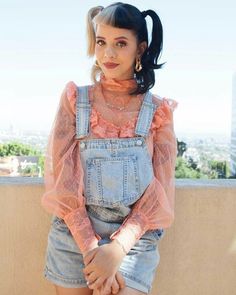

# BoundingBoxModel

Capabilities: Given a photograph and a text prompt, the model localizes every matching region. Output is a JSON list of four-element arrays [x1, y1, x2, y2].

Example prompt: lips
[[103, 62, 119, 69]]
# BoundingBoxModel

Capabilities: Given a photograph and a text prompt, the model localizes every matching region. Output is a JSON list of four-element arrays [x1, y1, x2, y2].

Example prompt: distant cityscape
[[0, 125, 232, 177], [0, 125, 231, 155], [0, 126, 49, 153], [0, 124, 231, 149]]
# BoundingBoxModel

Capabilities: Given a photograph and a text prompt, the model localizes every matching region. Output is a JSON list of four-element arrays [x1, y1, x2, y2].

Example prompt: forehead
[[95, 24, 136, 39]]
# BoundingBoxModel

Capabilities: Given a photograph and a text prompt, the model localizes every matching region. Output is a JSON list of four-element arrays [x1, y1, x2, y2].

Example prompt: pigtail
[[142, 10, 165, 68], [86, 6, 103, 57], [134, 9, 166, 93]]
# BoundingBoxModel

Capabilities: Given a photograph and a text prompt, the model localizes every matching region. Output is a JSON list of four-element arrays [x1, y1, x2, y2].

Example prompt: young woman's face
[[95, 24, 144, 80]]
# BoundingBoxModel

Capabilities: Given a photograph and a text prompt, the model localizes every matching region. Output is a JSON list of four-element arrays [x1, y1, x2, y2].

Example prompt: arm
[[41, 82, 100, 255], [109, 97, 178, 254]]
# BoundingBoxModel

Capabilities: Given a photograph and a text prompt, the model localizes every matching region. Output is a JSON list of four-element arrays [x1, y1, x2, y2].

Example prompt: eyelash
[[96, 40, 127, 48]]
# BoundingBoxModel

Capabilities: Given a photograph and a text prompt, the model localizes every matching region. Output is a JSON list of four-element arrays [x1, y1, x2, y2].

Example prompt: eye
[[116, 41, 127, 48], [96, 40, 105, 46]]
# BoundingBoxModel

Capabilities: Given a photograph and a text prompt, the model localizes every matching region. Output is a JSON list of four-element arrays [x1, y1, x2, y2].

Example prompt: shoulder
[[64, 81, 93, 110], [64, 81, 78, 102], [151, 93, 178, 112], [150, 93, 178, 129]]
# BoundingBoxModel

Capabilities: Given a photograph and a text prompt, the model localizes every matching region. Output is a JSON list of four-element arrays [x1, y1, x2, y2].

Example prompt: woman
[[42, 2, 178, 295]]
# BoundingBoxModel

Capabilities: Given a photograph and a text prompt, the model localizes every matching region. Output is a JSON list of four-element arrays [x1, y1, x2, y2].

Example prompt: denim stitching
[[135, 92, 150, 135], [86, 155, 144, 207], [78, 137, 145, 148], [135, 91, 154, 136], [97, 160, 103, 197], [44, 265, 87, 285], [85, 159, 92, 199], [76, 86, 91, 139], [119, 270, 150, 291], [123, 157, 127, 199], [132, 155, 140, 193]]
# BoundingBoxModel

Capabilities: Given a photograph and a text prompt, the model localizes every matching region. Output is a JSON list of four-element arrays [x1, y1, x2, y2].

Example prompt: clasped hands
[[83, 240, 127, 295]]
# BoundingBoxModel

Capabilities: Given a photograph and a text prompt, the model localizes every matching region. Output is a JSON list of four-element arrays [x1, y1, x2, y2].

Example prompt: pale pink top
[[41, 73, 178, 255]]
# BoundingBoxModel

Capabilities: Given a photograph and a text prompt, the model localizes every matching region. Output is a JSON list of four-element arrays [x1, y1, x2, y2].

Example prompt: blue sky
[[0, 0, 236, 137]]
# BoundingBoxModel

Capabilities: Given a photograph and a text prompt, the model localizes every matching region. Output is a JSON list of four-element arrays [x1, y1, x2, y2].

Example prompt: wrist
[[110, 238, 128, 257], [82, 243, 99, 258]]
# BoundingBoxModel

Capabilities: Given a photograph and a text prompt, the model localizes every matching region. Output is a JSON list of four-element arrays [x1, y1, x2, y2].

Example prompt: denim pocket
[[85, 155, 141, 207]]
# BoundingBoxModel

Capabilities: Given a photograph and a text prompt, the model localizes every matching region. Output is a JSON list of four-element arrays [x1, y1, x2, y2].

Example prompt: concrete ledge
[[0, 176, 44, 185], [1, 176, 236, 187], [1, 177, 236, 295]]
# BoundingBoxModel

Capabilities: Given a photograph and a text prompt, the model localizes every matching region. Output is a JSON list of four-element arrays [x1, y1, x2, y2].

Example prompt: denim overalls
[[76, 85, 164, 240], [44, 85, 164, 292]]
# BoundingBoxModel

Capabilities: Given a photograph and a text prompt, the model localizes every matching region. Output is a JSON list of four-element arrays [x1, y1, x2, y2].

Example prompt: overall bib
[[76, 85, 163, 232], [44, 85, 165, 293]]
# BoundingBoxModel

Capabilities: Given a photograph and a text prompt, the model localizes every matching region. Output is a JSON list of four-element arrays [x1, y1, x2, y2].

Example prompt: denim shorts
[[43, 212, 164, 294]]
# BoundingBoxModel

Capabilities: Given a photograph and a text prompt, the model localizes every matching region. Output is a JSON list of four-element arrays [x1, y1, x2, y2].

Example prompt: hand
[[83, 241, 126, 290], [92, 271, 125, 295], [103, 271, 125, 295]]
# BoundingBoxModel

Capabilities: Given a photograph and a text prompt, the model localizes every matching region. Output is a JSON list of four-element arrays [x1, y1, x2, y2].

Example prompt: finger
[[83, 263, 94, 275], [86, 272, 98, 284], [115, 271, 125, 289], [88, 276, 105, 290], [96, 285, 103, 295], [102, 276, 113, 295], [111, 276, 119, 294]]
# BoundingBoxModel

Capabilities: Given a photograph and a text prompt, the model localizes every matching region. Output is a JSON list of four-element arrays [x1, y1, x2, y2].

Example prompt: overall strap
[[134, 91, 158, 137], [75, 86, 91, 139]]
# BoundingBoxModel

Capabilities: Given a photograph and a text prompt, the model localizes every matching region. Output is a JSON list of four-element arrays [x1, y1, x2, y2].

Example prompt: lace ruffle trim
[[90, 108, 138, 138], [65, 81, 178, 137]]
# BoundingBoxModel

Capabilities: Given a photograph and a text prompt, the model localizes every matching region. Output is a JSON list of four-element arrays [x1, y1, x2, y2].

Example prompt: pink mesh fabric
[[41, 74, 178, 254], [41, 84, 101, 255]]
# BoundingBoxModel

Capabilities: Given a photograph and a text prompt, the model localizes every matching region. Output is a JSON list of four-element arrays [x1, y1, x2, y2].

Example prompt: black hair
[[87, 2, 166, 94]]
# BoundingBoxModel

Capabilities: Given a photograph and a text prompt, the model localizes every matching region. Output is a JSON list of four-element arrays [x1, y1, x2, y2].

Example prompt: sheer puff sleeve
[[110, 96, 178, 254], [41, 81, 101, 255]]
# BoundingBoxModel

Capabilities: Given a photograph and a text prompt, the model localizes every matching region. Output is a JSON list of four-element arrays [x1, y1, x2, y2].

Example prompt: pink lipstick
[[103, 62, 119, 69]]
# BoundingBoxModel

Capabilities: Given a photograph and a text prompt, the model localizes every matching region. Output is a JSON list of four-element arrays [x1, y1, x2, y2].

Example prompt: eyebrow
[[96, 36, 128, 40]]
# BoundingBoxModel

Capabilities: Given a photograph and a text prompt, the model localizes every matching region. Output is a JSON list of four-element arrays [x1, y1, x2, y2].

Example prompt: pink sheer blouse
[[41, 74, 178, 255]]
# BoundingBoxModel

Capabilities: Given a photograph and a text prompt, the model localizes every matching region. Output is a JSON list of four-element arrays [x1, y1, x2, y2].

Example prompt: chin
[[102, 67, 133, 80], [103, 71, 122, 80]]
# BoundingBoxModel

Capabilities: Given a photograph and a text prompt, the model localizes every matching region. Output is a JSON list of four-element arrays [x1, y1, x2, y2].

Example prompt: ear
[[137, 41, 148, 57]]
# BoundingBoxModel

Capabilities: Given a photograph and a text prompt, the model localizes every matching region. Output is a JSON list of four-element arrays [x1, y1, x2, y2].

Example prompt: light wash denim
[[43, 85, 165, 294]]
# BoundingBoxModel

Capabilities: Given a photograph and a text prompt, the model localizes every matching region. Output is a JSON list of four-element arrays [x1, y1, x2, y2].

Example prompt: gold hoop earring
[[135, 57, 142, 72], [95, 60, 100, 67]]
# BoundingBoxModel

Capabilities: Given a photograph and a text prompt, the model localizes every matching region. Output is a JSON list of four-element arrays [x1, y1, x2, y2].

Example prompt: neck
[[96, 73, 140, 110], [99, 73, 137, 94]]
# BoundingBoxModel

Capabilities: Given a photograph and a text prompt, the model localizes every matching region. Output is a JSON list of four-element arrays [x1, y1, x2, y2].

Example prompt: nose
[[104, 46, 116, 59]]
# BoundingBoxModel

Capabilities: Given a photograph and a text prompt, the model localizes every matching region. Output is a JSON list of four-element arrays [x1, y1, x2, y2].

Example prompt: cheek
[[124, 49, 136, 64], [95, 46, 103, 59]]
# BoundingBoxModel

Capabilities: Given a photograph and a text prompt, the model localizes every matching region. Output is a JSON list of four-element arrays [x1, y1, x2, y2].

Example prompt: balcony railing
[[1, 177, 236, 295]]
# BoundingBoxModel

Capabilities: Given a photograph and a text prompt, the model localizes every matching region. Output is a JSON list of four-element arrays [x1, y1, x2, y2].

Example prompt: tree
[[0, 141, 44, 176], [208, 160, 228, 179], [175, 157, 207, 179], [0, 141, 38, 156], [177, 138, 187, 157]]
